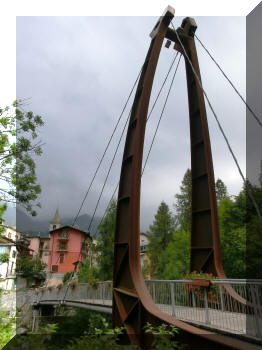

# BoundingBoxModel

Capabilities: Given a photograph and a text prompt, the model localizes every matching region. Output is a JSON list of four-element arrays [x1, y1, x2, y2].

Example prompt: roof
[[23, 231, 50, 238], [0, 235, 15, 245], [0, 224, 22, 233], [51, 208, 61, 225], [49, 225, 92, 240]]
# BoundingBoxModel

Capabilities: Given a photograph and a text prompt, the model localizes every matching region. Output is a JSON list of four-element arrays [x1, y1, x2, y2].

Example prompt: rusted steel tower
[[112, 7, 250, 350]]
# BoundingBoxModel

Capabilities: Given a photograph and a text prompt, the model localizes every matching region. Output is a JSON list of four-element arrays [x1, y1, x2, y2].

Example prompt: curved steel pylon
[[113, 7, 257, 350]]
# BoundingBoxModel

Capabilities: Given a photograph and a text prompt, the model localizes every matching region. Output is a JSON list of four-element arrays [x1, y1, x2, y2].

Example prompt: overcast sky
[[16, 14, 248, 231]]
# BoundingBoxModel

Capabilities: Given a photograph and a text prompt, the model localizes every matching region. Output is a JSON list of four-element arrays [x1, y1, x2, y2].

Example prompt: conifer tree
[[147, 201, 175, 278]]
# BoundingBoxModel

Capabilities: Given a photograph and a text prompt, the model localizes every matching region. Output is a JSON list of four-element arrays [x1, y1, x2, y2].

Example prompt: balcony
[[57, 245, 67, 252], [57, 230, 69, 240], [57, 235, 69, 240]]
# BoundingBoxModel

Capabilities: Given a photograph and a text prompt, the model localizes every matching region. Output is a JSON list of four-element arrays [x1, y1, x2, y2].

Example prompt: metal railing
[[33, 281, 112, 306], [32, 279, 262, 340]]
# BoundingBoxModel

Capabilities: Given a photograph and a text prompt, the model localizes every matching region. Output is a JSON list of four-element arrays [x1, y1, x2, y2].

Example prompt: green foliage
[[53, 317, 182, 350], [174, 169, 191, 232], [4, 323, 58, 350], [144, 323, 184, 350], [160, 229, 190, 280], [63, 272, 72, 285], [221, 227, 246, 278], [0, 311, 15, 349], [16, 255, 46, 280], [0, 252, 9, 264], [174, 170, 229, 231], [147, 201, 175, 278], [61, 323, 134, 350], [246, 216, 262, 278], [77, 258, 100, 284], [215, 178, 228, 203], [95, 200, 117, 280], [0, 100, 44, 216]]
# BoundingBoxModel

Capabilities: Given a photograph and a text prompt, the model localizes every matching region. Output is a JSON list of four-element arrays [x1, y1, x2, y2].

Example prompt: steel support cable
[[194, 33, 262, 129], [89, 53, 180, 233], [72, 53, 179, 228], [61, 53, 180, 297], [142, 54, 182, 175], [61, 112, 133, 302], [93, 53, 180, 237], [171, 21, 262, 223], [72, 67, 143, 227], [95, 52, 181, 235], [88, 111, 131, 233]]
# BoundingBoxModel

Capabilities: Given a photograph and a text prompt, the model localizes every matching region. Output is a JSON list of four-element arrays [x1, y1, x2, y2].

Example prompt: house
[[140, 232, 149, 267], [28, 233, 50, 267], [48, 209, 92, 275], [0, 235, 17, 290], [0, 221, 21, 241]]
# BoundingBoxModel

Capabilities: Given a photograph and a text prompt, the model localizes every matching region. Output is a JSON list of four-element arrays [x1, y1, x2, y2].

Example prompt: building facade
[[28, 235, 50, 267], [48, 225, 91, 274], [0, 235, 17, 290]]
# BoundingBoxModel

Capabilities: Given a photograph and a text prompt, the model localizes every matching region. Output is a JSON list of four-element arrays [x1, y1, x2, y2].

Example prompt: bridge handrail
[[32, 279, 262, 339]]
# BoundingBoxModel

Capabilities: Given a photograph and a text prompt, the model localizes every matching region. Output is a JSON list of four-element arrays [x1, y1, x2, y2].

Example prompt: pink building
[[46, 210, 91, 274], [48, 225, 91, 274], [28, 236, 50, 266]]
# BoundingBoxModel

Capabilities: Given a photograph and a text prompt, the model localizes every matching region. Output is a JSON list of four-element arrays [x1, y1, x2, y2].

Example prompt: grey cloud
[[16, 15, 247, 231]]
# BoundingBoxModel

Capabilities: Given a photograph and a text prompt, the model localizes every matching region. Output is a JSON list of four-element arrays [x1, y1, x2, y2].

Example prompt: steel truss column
[[166, 18, 224, 277], [113, 7, 176, 347]]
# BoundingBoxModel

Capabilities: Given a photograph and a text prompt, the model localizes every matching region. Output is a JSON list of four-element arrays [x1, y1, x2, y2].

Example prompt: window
[[12, 251, 16, 258], [58, 243, 67, 251], [53, 225, 56, 230], [59, 253, 64, 263], [8, 232, 11, 239], [0, 247, 6, 254], [52, 265, 58, 272]]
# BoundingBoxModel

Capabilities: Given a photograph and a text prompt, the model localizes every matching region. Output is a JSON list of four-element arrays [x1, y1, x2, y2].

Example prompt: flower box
[[192, 278, 210, 287]]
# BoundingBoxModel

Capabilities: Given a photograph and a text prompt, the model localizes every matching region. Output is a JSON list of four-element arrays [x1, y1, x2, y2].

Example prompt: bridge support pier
[[32, 304, 55, 332]]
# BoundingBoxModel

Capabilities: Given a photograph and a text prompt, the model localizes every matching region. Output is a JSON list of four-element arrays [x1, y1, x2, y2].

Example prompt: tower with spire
[[49, 208, 62, 231]]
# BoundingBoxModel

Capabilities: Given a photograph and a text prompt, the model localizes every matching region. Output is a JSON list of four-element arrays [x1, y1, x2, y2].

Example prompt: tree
[[174, 169, 229, 231], [174, 169, 191, 232], [147, 201, 175, 278], [160, 229, 190, 279], [220, 227, 246, 278], [16, 255, 46, 281], [0, 100, 44, 217], [77, 258, 100, 283], [215, 178, 228, 203], [95, 200, 117, 281], [0, 253, 9, 264]]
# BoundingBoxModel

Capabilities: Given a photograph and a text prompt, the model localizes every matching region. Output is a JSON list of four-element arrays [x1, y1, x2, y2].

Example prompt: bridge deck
[[58, 298, 261, 341]]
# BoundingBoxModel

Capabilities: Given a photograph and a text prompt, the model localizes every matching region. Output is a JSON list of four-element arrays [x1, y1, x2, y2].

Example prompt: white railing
[[33, 279, 262, 340], [145, 279, 262, 339], [33, 281, 112, 306]]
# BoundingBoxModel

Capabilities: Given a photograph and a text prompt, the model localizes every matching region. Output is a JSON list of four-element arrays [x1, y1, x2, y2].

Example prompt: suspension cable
[[72, 52, 179, 228], [142, 54, 182, 175], [88, 53, 180, 233], [72, 67, 142, 227], [194, 33, 262, 129], [88, 110, 131, 233], [61, 51, 181, 296], [94, 53, 181, 237], [171, 21, 262, 223], [64, 71, 142, 299]]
